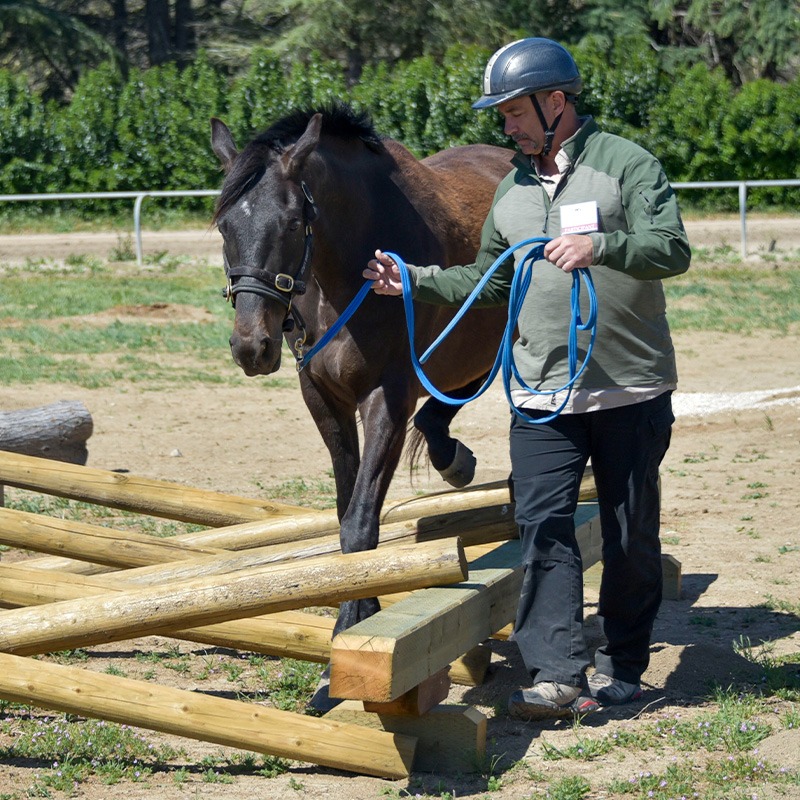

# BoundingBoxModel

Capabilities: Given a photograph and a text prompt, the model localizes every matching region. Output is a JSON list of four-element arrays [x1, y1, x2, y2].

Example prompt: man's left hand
[[543, 235, 594, 272]]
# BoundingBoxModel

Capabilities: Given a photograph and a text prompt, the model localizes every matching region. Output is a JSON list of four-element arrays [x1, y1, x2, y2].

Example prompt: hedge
[[1, 42, 798, 213]]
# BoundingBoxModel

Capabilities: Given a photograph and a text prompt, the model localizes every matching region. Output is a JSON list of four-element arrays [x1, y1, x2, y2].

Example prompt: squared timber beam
[[329, 503, 600, 703]]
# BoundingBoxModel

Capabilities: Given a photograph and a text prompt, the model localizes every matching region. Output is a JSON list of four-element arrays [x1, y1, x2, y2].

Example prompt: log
[[0, 653, 416, 779], [0, 507, 228, 568], [0, 538, 468, 656], [0, 562, 337, 661], [0, 450, 302, 526], [0, 498, 517, 585], [3, 450, 597, 574], [0, 401, 92, 465]]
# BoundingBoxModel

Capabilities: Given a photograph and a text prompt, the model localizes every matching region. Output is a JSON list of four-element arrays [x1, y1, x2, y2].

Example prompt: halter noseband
[[222, 181, 318, 361]]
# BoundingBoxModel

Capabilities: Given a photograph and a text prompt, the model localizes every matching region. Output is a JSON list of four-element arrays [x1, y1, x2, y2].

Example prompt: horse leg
[[412, 376, 486, 488], [300, 376, 412, 711], [333, 380, 413, 634]]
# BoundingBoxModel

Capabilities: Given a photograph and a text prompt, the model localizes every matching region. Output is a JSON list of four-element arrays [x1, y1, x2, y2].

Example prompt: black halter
[[222, 181, 319, 358]]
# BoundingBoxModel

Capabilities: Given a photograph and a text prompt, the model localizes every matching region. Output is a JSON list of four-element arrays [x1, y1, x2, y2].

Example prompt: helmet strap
[[530, 94, 562, 157]]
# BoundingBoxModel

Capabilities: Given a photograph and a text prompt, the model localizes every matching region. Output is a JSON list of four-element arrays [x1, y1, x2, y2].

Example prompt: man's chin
[[516, 141, 539, 156]]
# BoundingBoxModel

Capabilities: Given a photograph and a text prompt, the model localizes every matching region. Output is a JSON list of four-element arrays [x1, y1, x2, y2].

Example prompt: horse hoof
[[438, 440, 476, 488], [308, 667, 342, 713]]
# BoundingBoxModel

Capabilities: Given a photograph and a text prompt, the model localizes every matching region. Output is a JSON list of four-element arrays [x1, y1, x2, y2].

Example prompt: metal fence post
[[133, 193, 147, 267], [739, 182, 748, 259]]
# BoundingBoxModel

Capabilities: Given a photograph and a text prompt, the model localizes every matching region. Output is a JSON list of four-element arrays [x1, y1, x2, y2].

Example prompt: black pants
[[509, 391, 674, 687]]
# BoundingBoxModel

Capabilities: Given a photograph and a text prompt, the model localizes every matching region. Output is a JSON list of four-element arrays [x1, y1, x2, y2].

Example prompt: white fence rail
[[1, 180, 799, 264]]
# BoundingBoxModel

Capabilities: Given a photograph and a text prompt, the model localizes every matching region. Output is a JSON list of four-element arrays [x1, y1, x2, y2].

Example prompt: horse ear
[[211, 117, 238, 172], [283, 113, 322, 177]]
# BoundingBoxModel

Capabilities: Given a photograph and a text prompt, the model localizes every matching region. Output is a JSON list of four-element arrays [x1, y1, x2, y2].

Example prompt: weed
[[109, 234, 136, 261], [0, 712, 180, 792], [545, 775, 591, 799], [761, 595, 800, 615], [257, 658, 324, 712]]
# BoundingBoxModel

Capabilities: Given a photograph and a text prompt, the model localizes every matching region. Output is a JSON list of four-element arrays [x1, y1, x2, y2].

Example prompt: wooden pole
[[0, 507, 228, 568], [0, 450, 301, 526], [0, 563, 336, 661], [0, 538, 468, 656], [0, 499, 516, 587], [0, 652, 415, 778]]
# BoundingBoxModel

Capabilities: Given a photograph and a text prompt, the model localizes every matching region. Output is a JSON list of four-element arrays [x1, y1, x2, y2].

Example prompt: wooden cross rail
[[0, 539, 467, 656], [0, 652, 415, 779]]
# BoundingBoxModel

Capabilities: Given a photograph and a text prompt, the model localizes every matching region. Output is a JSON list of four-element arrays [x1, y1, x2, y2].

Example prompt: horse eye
[[289, 218, 302, 232]]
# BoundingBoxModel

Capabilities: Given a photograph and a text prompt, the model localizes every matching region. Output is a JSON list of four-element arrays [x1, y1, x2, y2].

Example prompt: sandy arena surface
[[0, 220, 798, 798]]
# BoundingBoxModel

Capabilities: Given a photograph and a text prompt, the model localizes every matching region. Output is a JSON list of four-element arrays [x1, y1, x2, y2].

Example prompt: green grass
[[664, 266, 800, 333], [0, 260, 279, 387], [0, 709, 182, 793]]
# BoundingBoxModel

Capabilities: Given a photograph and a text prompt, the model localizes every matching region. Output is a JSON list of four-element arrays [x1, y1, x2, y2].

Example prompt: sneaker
[[587, 672, 643, 705], [507, 681, 599, 721]]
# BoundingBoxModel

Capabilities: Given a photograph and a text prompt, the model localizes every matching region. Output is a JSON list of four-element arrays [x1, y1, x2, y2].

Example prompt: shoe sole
[[593, 688, 643, 706], [508, 696, 599, 721]]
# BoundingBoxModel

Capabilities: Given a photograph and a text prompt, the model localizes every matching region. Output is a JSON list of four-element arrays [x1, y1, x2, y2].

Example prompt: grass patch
[[664, 266, 800, 333], [0, 711, 181, 793]]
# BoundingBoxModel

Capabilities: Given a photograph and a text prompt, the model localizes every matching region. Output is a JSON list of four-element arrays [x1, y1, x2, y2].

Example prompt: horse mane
[[214, 102, 385, 223]]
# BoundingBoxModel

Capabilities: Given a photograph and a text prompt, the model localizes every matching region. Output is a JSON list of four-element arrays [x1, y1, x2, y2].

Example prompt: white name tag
[[560, 201, 599, 234]]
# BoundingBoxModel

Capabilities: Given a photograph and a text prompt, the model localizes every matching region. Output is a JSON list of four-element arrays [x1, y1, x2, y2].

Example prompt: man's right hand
[[363, 250, 404, 295]]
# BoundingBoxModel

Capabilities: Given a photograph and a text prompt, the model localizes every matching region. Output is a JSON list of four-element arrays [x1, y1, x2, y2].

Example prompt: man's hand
[[543, 235, 594, 272], [363, 250, 404, 295]]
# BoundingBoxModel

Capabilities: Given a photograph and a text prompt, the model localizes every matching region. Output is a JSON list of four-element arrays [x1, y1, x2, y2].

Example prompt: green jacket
[[411, 117, 691, 394]]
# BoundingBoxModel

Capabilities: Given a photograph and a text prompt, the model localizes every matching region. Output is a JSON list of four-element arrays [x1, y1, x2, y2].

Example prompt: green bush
[[1, 47, 797, 215], [0, 70, 55, 194], [721, 77, 800, 207]]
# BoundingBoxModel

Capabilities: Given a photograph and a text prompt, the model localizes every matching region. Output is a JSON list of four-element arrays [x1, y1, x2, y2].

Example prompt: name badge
[[560, 201, 599, 234]]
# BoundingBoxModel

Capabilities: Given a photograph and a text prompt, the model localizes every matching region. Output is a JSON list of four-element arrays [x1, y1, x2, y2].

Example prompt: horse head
[[211, 114, 322, 376]]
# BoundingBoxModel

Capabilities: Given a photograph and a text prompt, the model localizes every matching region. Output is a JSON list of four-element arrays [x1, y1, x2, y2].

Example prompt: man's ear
[[550, 91, 567, 115]]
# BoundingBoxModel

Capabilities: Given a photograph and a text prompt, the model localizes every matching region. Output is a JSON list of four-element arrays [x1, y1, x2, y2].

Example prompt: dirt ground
[[0, 221, 799, 798]]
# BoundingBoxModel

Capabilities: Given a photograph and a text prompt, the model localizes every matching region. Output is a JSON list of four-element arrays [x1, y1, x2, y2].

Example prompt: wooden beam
[[0, 450, 300, 526], [0, 653, 415, 778], [0, 507, 228, 568], [661, 553, 682, 601], [0, 539, 467, 656], [325, 701, 485, 774], [328, 503, 600, 702], [363, 668, 451, 716]]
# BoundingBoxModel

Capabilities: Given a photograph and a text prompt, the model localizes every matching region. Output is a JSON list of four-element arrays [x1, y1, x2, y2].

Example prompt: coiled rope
[[300, 237, 598, 424]]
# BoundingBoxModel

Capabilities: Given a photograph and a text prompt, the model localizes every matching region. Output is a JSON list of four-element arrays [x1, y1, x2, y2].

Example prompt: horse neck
[[305, 144, 383, 300]]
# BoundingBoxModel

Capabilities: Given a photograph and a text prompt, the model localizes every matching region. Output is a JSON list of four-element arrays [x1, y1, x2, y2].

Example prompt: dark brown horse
[[210, 104, 511, 691]]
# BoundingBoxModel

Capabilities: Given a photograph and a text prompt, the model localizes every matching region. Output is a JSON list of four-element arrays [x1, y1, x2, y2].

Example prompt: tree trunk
[[145, 0, 172, 65], [174, 0, 195, 62]]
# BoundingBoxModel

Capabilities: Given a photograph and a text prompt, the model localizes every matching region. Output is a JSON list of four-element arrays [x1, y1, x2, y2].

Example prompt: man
[[364, 37, 690, 720]]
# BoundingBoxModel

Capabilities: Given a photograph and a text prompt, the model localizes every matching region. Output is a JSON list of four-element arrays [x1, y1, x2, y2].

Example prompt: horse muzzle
[[229, 331, 282, 376]]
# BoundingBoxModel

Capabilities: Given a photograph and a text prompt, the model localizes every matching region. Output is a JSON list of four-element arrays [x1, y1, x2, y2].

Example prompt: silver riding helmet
[[472, 38, 583, 109]]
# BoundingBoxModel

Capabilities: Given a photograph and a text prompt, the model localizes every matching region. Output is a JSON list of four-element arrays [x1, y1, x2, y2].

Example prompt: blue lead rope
[[300, 237, 598, 424], [385, 237, 598, 424]]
